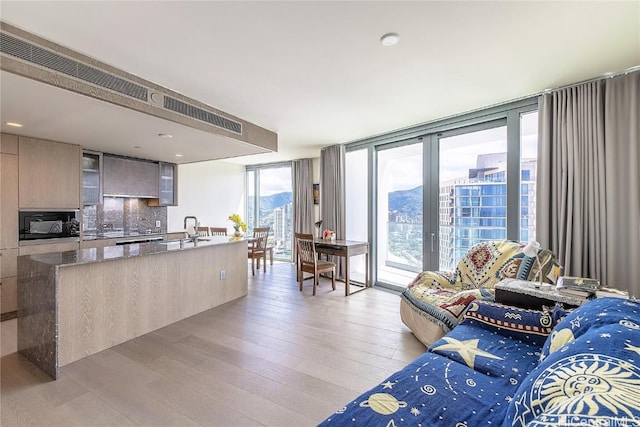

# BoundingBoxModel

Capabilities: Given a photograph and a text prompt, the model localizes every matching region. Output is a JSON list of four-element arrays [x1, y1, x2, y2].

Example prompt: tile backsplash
[[83, 198, 167, 234]]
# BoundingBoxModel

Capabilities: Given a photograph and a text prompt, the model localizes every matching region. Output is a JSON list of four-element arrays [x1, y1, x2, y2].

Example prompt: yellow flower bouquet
[[228, 213, 247, 234]]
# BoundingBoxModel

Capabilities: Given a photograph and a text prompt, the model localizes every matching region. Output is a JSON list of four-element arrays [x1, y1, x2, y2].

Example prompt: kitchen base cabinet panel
[[18, 237, 248, 378]]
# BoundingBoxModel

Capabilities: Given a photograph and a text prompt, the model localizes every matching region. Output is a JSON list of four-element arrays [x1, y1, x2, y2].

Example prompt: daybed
[[400, 240, 555, 346], [319, 297, 640, 426]]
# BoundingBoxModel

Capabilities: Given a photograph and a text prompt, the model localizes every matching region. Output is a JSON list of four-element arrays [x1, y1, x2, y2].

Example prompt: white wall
[[167, 160, 246, 233]]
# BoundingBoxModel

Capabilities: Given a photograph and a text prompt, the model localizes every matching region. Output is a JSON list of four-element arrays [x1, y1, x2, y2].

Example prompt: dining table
[[313, 238, 370, 296]]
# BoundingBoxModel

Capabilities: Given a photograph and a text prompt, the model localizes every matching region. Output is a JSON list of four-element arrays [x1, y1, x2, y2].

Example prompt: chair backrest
[[297, 238, 317, 266], [210, 227, 227, 236], [293, 233, 313, 261], [196, 226, 210, 237], [252, 227, 270, 250]]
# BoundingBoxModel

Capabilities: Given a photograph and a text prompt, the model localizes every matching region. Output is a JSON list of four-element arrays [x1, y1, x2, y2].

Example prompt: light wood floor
[[1, 262, 425, 426]]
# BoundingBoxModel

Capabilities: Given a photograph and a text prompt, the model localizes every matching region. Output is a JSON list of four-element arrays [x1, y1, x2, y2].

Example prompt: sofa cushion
[[462, 300, 567, 347], [503, 298, 640, 427]]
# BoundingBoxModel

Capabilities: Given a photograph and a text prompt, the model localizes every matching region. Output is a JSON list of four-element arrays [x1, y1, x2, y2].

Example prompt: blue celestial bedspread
[[319, 298, 640, 427], [319, 301, 552, 426]]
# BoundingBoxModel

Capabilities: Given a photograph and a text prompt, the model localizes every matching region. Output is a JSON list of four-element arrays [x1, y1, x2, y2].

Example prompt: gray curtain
[[603, 71, 640, 297], [292, 158, 314, 259], [320, 144, 346, 278], [537, 70, 640, 297]]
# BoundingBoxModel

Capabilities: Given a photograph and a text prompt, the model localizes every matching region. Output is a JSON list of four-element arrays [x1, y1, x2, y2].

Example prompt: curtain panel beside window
[[292, 158, 314, 235], [320, 144, 346, 279], [537, 70, 640, 297]]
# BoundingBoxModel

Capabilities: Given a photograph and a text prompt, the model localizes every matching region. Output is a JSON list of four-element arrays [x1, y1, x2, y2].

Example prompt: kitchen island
[[17, 236, 248, 379]]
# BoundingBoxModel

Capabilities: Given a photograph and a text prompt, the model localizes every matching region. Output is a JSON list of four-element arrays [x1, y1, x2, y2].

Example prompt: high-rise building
[[438, 154, 536, 270], [273, 203, 292, 255]]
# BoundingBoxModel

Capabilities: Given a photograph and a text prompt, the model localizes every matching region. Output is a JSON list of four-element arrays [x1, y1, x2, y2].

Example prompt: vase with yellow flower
[[228, 213, 247, 237]]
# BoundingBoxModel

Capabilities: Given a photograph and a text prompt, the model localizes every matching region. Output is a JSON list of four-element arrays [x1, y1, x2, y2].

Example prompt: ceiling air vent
[[164, 95, 242, 135], [0, 32, 148, 101]]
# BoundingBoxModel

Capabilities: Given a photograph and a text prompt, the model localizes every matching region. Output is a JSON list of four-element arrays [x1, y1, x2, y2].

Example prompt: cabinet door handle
[[431, 232, 435, 252]]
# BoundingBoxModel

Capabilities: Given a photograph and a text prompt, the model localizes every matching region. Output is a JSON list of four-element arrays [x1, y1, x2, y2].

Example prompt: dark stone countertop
[[21, 235, 248, 267]]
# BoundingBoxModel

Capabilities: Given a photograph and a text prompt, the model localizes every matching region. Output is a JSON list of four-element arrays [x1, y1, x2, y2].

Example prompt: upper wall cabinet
[[103, 155, 159, 198], [18, 137, 81, 209], [148, 162, 178, 206], [82, 151, 103, 205]]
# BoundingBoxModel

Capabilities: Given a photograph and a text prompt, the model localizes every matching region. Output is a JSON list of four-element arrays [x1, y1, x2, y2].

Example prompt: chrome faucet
[[183, 216, 199, 240]]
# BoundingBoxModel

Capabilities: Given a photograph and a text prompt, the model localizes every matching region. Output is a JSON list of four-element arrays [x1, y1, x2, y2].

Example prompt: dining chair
[[196, 226, 210, 237], [248, 227, 270, 275], [297, 238, 336, 296], [209, 227, 227, 236], [294, 232, 314, 283]]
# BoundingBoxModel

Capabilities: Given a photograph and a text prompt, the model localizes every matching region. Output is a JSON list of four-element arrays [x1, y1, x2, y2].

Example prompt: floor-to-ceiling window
[[520, 111, 538, 243], [345, 149, 369, 284], [345, 99, 539, 290], [246, 163, 293, 261], [436, 122, 508, 270], [376, 142, 424, 285]]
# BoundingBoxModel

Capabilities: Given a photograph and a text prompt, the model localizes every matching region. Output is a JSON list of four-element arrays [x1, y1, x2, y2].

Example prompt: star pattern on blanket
[[431, 337, 503, 369]]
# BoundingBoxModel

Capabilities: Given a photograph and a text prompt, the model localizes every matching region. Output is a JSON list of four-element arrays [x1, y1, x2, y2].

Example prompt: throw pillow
[[462, 300, 566, 347]]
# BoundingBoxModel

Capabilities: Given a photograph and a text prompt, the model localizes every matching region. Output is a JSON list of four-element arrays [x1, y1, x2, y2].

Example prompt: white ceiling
[[1, 1, 639, 165]]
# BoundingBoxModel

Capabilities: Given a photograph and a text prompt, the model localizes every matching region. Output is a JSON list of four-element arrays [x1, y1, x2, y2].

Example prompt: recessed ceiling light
[[380, 32, 400, 47], [158, 133, 173, 139], [5, 122, 23, 127], [175, 154, 183, 157]]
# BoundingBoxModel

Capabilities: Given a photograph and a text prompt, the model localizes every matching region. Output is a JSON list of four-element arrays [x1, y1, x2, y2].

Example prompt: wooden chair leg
[[299, 272, 303, 291], [331, 269, 336, 290], [251, 257, 255, 275], [263, 253, 267, 272], [313, 273, 318, 296]]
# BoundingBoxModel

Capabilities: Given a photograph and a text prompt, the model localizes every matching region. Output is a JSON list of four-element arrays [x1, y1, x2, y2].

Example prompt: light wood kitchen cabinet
[[1, 134, 19, 318], [1, 248, 19, 316], [1, 248, 19, 278], [103, 155, 159, 198], [1, 151, 19, 250], [0, 133, 19, 154], [19, 241, 79, 256], [18, 137, 81, 209]]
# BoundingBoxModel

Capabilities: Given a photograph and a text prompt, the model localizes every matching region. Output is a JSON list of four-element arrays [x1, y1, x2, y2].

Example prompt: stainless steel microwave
[[19, 210, 80, 242]]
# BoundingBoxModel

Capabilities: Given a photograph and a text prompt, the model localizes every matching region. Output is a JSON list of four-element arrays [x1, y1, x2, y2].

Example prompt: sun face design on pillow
[[564, 373, 612, 396], [527, 354, 640, 419]]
